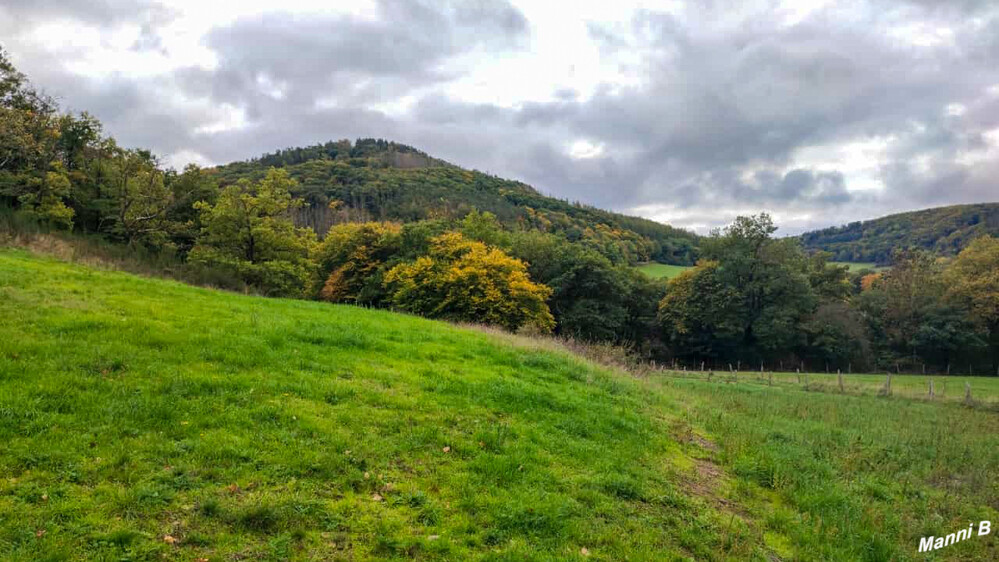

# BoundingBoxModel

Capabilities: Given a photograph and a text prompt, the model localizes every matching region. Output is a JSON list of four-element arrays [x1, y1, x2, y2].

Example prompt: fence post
[[796, 368, 801, 384], [885, 373, 892, 396], [838, 370, 844, 393], [768, 372, 773, 386], [701, 361, 705, 372], [965, 382, 973, 405], [928, 379, 934, 399]]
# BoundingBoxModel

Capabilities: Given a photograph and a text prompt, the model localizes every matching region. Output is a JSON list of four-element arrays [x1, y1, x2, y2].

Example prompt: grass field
[[2, 249, 998, 561], [656, 370, 999, 406], [830, 261, 889, 273], [634, 263, 692, 280], [637, 262, 886, 280]]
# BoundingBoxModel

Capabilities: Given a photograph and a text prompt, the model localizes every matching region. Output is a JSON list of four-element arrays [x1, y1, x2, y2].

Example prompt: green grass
[[830, 261, 889, 273], [1, 249, 998, 561], [638, 262, 886, 279], [635, 263, 692, 280]]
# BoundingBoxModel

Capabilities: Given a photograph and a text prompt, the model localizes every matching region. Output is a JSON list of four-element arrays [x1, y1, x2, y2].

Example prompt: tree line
[[3, 47, 997, 375], [800, 203, 999, 264]]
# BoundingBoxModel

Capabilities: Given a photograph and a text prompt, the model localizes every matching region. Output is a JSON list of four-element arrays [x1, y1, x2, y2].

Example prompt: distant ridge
[[800, 203, 999, 263], [211, 138, 700, 266]]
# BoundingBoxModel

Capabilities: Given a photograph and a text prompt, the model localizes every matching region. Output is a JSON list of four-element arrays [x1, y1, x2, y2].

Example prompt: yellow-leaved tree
[[945, 236, 999, 375], [384, 232, 554, 332], [314, 221, 402, 305]]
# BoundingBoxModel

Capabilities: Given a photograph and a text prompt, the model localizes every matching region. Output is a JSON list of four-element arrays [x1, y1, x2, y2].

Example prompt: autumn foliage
[[384, 232, 554, 332], [315, 222, 402, 304]]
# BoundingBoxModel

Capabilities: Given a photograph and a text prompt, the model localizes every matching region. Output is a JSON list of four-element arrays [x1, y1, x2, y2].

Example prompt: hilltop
[[210, 139, 699, 266], [800, 203, 999, 263]]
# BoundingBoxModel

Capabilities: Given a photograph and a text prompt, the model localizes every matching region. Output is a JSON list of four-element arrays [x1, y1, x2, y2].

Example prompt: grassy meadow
[[1, 249, 998, 561], [636, 262, 887, 281], [634, 263, 692, 280], [829, 261, 888, 273]]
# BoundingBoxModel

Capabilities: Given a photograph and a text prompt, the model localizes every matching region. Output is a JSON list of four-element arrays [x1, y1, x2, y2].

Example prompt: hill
[[210, 139, 699, 266], [2, 248, 998, 560], [800, 203, 999, 263]]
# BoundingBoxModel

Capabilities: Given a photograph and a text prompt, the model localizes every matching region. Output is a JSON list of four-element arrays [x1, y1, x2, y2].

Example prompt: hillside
[[210, 139, 699, 266], [2, 249, 998, 560], [800, 203, 999, 263]]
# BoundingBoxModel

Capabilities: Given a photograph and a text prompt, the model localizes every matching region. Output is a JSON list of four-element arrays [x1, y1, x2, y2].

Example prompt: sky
[[2, 0, 998, 234]]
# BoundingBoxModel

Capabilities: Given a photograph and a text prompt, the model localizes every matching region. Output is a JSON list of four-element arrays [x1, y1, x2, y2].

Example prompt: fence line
[[646, 366, 998, 409]]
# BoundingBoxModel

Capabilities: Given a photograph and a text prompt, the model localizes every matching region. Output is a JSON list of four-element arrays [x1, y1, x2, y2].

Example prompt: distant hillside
[[211, 139, 698, 266], [800, 203, 999, 263]]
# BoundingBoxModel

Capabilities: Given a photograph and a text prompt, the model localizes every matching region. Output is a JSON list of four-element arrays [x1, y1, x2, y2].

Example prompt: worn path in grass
[[1, 249, 997, 561]]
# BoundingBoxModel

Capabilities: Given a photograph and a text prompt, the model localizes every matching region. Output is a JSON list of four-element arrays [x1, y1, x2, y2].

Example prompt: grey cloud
[[0, 0, 174, 29], [188, 0, 527, 110], [3, 0, 997, 235]]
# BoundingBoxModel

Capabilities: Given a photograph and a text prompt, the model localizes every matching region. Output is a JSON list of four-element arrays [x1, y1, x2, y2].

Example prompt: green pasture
[[1, 249, 996, 561]]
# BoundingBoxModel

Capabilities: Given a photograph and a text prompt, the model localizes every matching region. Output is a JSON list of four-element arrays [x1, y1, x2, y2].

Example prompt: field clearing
[[654, 369, 999, 406], [830, 261, 889, 272], [634, 263, 692, 280], [1, 249, 998, 561]]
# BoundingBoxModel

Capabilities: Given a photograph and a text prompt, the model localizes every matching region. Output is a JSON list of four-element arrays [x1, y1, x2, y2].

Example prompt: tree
[[314, 222, 402, 305], [99, 149, 174, 246], [13, 162, 75, 228], [946, 236, 999, 374], [384, 232, 554, 332], [189, 168, 316, 296], [802, 302, 871, 371], [658, 260, 742, 362], [697, 214, 816, 361]]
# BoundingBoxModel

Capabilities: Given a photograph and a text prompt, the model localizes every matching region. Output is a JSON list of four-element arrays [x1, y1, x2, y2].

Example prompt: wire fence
[[647, 366, 999, 409]]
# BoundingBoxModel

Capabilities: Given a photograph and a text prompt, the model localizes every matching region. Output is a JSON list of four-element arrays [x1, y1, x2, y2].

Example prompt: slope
[[800, 203, 999, 263], [210, 139, 699, 266], [1, 250, 997, 561]]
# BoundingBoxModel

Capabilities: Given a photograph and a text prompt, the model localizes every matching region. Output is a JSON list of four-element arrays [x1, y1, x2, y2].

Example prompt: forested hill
[[210, 139, 699, 266], [800, 203, 999, 264]]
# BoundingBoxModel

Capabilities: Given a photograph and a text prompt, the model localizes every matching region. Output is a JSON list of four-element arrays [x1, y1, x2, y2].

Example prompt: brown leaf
[[163, 534, 177, 544], [371, 493, 384, 502], [442, 446, 451, 453], [35, 529, 46, 538], [226, 484, 240, 494]]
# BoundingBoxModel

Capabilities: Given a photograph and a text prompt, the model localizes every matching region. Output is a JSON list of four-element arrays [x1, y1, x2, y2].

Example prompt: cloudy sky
[[2, 0, 998, 233]]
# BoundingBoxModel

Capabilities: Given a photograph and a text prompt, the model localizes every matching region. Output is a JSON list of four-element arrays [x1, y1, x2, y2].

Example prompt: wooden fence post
[[928, 379, 934, 399], [838, 370, 844, 393], [965, 382, 973, 405], [885, 373, 892, 396], [768, 372, 773, 386]]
